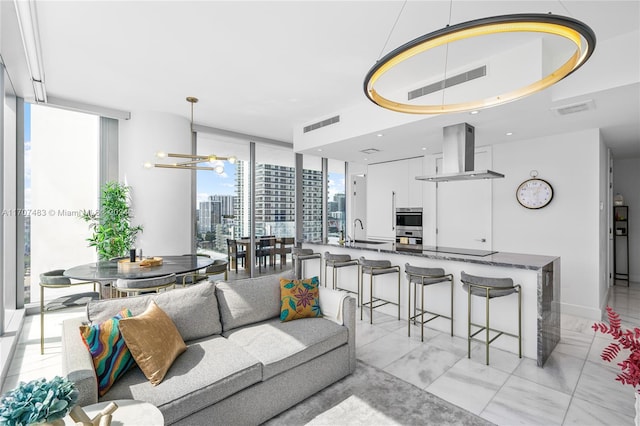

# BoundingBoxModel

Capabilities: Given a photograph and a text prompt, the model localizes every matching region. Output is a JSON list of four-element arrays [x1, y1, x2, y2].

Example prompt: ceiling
[[2, 1, 639, 162]]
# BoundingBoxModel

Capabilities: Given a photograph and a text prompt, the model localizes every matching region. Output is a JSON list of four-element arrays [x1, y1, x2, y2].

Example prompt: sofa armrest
[[318, 286, 349, 325], [61, 317, 98, 407], [319, 286, 356, 373]]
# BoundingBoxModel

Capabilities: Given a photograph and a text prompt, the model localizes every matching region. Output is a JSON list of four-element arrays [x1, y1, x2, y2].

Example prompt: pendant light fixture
[[144, 97, 237, 174], [364, 13, 596, 114]]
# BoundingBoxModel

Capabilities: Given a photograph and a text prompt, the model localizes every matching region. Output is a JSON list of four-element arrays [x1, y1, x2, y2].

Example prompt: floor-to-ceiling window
[[255, 143, 295, 238], [22, 103, 99, 305], [328, 159, 346, 240], [195, 134, 249, 258], [302, 155, 323, 242]]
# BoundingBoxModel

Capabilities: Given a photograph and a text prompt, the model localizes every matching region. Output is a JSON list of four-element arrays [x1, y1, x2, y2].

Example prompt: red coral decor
[[593, 306, 640, 391]]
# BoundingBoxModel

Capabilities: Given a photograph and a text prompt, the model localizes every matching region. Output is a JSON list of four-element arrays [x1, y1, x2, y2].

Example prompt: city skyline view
[[197, 167, 345, 203]]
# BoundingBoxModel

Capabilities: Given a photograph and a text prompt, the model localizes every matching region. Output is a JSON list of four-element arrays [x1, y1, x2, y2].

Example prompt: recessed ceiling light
[[363, 158, 368, 161], [506, 132, 513, 136], [377, 133, 384, 137], [470, 110, 479, 115], [421, 147, 427, 151], [317, 148, 322, 152]]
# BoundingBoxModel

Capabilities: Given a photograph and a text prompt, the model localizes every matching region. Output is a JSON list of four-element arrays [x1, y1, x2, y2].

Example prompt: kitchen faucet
[[353, 218, 363, 244]]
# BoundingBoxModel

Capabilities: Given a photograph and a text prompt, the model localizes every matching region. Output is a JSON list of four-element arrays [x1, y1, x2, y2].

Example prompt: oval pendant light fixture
[[364, 13, 596, 114]]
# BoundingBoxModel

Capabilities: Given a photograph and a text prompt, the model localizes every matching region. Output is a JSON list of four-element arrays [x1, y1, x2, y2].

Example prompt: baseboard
[[561, 302, 602, 321], [0, 309, 26, 391]]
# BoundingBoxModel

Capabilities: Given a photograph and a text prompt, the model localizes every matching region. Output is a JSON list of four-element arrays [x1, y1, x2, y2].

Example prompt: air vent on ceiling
[[408, 65, 487, 100], [550, 99, 595, 116], [303, 115, 340, 133], [360, 148, 380, 155]]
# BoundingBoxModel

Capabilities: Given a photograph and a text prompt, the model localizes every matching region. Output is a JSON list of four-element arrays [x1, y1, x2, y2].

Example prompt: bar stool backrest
[[324, 253, 352, 263], [405, 264, 448, 284], [460, 271, 516, 298]]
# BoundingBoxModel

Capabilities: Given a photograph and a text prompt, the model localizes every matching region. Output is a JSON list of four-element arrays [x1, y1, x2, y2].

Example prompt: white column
[[119, 111, 191, 256]]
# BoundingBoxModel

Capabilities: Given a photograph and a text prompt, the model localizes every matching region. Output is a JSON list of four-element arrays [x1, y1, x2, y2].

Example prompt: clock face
[[516, 178, 553, 209]]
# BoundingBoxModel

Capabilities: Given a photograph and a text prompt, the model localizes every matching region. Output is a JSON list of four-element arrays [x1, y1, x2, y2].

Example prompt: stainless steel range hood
[[416, 123, 505, 182]]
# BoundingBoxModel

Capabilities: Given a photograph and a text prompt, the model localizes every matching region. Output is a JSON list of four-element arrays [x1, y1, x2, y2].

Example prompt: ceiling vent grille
[[550, 99, 595, 116], [408, 65, 487, 100], [303, 115, 340, 133], [360, 148, 380, 155]]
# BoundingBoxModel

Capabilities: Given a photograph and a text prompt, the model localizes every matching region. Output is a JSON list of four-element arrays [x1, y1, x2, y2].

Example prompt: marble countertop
[[306, 240, 558, 271]]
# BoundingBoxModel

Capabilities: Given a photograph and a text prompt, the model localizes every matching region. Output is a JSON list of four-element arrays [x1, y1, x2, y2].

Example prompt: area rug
[[265, 360, 493, 425]]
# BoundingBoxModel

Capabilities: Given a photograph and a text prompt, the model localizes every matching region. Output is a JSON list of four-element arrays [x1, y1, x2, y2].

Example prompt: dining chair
[[40, 269, 101, 354], [181, 259, 229, 286], [275, 237, 295, 268], [227, 239, 246, 273], [113, 273, 177, 296], [255, 238, 274, 272]]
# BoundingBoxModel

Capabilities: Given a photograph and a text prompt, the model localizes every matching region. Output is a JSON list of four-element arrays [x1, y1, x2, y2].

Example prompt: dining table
[[63, 255, 214, 281]]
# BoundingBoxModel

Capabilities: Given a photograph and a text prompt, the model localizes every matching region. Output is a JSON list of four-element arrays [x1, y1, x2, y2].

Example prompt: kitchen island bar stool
[[461, 271, 522, 365], [292, 248, 322, 282], [359, 257, 401, 324], [324, 253, 359, 299], [405, 264, 454, 341], [40, 270, 101, 354]]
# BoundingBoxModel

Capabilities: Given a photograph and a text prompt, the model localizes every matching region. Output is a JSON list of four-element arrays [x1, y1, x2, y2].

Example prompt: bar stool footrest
[[410, 310, 451, 325]]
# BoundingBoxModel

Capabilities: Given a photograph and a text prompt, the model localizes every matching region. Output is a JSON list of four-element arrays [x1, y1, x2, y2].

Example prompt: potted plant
[[0, 376, 78, 425], [593, 306, 640, 424], [81, 181, 143, 261]]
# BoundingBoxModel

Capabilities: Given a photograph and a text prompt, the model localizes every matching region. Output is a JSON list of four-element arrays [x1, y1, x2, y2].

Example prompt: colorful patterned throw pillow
[[79, 308, 135, 396], [279, 276, 322, 322]]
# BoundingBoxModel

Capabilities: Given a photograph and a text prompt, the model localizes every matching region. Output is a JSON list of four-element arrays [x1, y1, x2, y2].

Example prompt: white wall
[[119, 112, 191, 256], [613, 157, 640, 282], [492, 128, 603, 319]]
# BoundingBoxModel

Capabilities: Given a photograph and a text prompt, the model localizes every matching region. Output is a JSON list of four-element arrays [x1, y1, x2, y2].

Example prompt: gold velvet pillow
[[118, 300, 186, 386]]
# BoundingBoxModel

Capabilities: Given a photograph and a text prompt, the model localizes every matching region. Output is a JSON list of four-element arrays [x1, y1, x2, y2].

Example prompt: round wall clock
[[516, 171, 554, 209]]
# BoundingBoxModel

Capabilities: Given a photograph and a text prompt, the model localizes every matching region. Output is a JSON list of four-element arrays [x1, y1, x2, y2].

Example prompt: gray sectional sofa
[[61, 271, 356, 425]]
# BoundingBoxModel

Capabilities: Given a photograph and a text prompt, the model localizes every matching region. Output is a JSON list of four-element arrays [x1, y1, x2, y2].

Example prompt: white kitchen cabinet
[[406, 157, 424, 206], [366, 158, 423, 241]]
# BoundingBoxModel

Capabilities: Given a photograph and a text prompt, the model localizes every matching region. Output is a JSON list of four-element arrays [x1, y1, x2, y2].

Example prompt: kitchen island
[[303, 241, 560, 367]]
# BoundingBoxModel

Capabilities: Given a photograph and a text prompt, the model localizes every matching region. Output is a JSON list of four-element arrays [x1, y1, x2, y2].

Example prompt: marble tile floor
[[3, 281, 639, 426]]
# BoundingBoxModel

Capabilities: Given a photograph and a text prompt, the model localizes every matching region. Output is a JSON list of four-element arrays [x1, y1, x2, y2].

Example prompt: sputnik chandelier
[[364, 12, 596, 114], [144, 97, 237, 174]]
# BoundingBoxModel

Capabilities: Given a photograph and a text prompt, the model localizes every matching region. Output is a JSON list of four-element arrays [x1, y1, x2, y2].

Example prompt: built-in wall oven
[[396, 208, 423, 250]]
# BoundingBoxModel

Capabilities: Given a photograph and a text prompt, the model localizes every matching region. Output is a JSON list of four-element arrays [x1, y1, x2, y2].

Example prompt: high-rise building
[[198, 200, 214, 233], [210, 194, 235, 218], [235, 161, 323, 241]]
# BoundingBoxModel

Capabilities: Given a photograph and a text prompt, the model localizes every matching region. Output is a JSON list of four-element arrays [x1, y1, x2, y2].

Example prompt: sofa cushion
[[87, 282, 221, 341], [279, 276, 322, 322], [101, 335, 262, 425], [119, 301, 187, 386], [216, 270, 294, 332], [223, 317, 348, 380], [79, 308, 135, 396]]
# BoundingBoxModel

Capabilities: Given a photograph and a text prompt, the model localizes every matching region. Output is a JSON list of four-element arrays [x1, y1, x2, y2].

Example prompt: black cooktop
[[420, 246, 498, 257]]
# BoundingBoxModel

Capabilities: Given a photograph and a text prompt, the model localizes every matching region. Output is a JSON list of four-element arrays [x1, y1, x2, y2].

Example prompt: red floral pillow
[[279, 276, 322, 322]]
